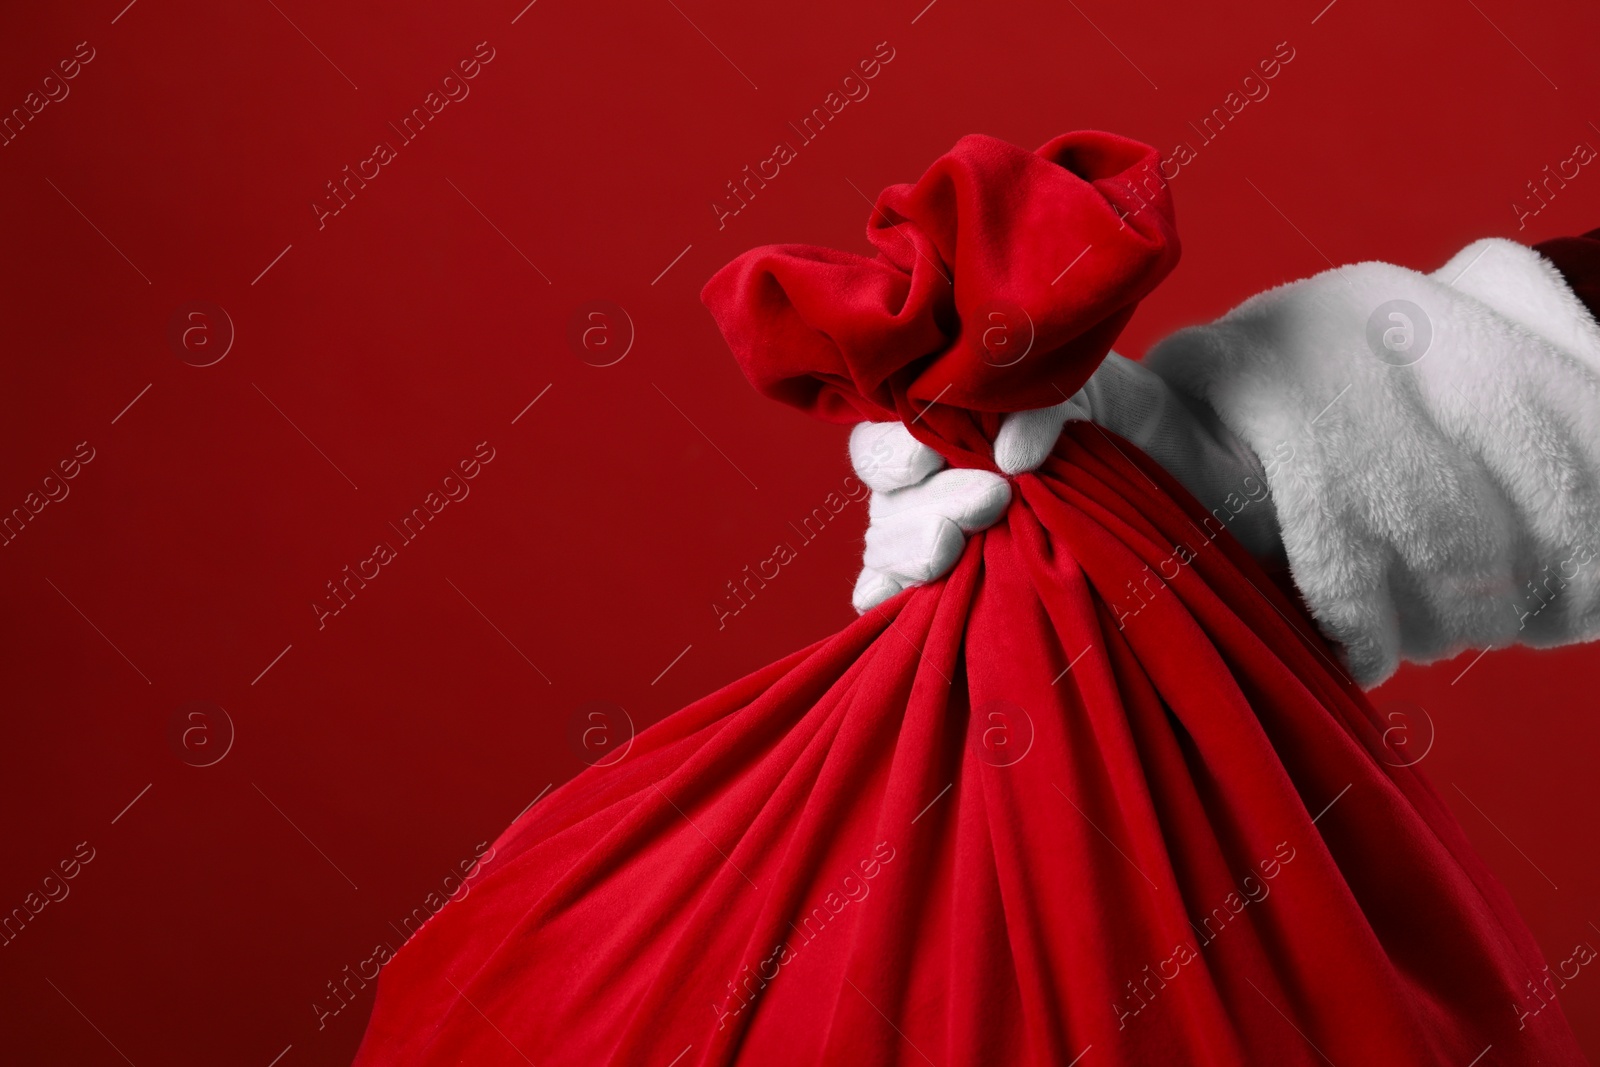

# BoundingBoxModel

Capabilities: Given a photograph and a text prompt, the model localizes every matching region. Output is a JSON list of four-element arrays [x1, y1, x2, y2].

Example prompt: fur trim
[[1147, 239, 1600, 686]]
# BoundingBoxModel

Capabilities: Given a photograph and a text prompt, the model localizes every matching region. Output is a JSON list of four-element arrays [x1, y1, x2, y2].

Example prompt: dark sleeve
[[1534, 226, 1600, 322]]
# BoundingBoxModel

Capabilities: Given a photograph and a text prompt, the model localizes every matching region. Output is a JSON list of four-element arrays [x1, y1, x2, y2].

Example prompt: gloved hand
[[850, 354, 1283, 612], [848, 422, 1010, 612]]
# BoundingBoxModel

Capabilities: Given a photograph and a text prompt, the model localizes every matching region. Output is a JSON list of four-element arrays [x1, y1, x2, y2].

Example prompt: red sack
[[353, 133, 1585, 1066]]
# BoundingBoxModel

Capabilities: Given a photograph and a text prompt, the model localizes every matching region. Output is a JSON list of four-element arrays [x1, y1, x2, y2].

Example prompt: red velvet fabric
[[701, 131, 1179, 468], [352, 136, 1586, 1066]]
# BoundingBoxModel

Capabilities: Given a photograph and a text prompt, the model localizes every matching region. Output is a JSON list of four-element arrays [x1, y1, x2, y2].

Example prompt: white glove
[[849, 354, 1281, 612], [848, 423, 1010, 612]]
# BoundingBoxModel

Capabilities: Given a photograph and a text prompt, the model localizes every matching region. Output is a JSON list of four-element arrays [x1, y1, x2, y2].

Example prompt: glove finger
[[851, 566, 904, 614], [863, 511, 967, 584], [868, 469, 1011, 532], [850, 421, 945, 492], [994, 398, 1083, 474]]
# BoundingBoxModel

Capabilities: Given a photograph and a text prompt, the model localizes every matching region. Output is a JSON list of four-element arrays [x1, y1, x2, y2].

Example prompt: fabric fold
[[354, 427, 1583, 1067], [702, 131, 1180, 467]]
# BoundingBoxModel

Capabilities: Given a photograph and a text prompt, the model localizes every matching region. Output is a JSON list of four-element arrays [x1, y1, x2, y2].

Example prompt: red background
[[1, 0, 1597, 1063]]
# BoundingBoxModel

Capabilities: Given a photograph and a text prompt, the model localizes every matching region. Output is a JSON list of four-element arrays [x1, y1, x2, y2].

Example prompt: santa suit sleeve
[[1144, 237, 1600, 686]]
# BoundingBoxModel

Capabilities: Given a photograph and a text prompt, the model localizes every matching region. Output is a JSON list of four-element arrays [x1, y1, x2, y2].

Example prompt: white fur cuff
[[1146, 239, 1600, 686]]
